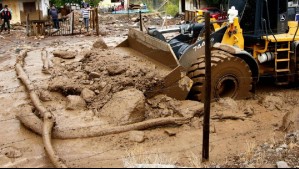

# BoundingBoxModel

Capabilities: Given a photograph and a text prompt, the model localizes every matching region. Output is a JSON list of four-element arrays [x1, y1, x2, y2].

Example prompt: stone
[[89, 72, 101, 79], [53, 50, 77, 59], [175, 101, 204, 118], [218, 98, 238, 111], [81, 88, 95, 103], [93, 38, 108, 49], [276, 148, 284, 153], [276, 161, 290, 168], [107, 65, 127, 76], [66, 95, 86, 110], [129, 131, 145, 143], [81, 80, 90, 85], [164, 129, 176, 137], [281, 106, 299, 132], [99, 89, 145, 125], [39, 90, 52, 102]]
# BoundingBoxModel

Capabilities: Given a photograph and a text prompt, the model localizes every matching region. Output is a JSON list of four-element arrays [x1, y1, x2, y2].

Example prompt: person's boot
[[8, 29, 10, 34]]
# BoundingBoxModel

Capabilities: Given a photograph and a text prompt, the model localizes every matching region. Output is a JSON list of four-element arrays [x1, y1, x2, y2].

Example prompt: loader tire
[[187, 50, 253, 102]]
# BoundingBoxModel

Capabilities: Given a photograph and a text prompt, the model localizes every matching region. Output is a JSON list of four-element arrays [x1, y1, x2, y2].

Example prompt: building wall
[[1, 0, 49, 23], [19, 0, 50, 22], [99, 0, 128, 9], [179, 0, 208, 13], [1, 0, 21, 24]]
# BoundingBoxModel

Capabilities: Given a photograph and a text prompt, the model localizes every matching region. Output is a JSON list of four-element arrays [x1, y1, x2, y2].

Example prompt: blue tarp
[[112, 9, 150, 14]]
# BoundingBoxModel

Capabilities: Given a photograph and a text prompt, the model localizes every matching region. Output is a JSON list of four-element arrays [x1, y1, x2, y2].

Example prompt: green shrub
[[166, 3, 178, 17]]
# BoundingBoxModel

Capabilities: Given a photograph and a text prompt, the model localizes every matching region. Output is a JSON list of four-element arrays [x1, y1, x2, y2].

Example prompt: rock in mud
[[276, 161, 290, 168], [174, 101, 204, 118], [99, 27, 109, 36], [99, 89, 145, 125], [129, 131, 145, 143], [48, 77, 82, 95], [164, 129, 176, 137], [39, 90, 52, 102], [81, 88, 95, 102], [53, 50, 77, 59], [107, 65, 127, 76], [84, 51, 93, 58], [93, 38, 108, 49], [66, 95, 86, 110], [218, 98, 238, 111], [89, 72, 101, 79]]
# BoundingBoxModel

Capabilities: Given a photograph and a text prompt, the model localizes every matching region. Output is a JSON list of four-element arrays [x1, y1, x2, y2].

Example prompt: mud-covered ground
[[0, 14, 298, 168]]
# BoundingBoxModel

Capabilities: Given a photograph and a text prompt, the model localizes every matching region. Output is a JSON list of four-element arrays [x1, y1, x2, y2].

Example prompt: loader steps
[[275, 42, 291, 85]]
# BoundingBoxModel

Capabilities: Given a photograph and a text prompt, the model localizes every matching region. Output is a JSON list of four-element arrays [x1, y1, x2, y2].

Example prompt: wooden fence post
[[95, 8, 99, 36], [26, 14, 30, 36]]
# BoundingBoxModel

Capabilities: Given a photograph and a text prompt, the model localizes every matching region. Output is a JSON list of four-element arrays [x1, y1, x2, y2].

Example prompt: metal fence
[[26, 9, 99, 37]]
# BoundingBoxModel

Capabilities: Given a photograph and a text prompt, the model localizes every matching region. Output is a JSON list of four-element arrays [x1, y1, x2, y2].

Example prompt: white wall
[[99, 0, 128, 9], [41, 0, 50, 17], [179, 0, 208, 13]]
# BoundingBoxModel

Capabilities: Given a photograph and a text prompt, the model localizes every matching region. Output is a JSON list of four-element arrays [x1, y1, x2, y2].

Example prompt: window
[[23, 2, 36, 13]]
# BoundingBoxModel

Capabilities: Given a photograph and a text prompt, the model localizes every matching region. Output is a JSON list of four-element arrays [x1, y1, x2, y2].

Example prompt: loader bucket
[[117, 28, 180, 69], [117, 29, 193, 100]]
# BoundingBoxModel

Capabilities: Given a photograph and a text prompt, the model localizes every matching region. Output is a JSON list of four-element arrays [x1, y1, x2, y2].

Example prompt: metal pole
[[202, 11, 211, 162], [72, 12, 74, 35], [139, 10, 143, 31]]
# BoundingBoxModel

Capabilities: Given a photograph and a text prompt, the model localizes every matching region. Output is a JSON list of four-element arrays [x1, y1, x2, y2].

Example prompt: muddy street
[[0, 15, 298, 168]]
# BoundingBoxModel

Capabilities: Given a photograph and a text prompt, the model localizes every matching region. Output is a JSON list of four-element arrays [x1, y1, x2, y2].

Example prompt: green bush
[[166, 3, 178, 17]]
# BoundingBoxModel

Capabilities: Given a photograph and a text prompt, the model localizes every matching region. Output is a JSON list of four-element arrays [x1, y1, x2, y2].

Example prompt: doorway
[[181, 0, 185, 12]]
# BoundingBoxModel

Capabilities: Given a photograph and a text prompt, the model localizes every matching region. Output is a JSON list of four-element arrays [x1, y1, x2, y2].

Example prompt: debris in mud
[[146, 95, 204, 119], [223, 130, 299, 168], [261, 95, 284, 111], [281, 107, 299, 132], [1, 147, 23, 159], [48, 47, 167, 111], [107, 65, 127, 76], [243, 105, 255, 117]]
